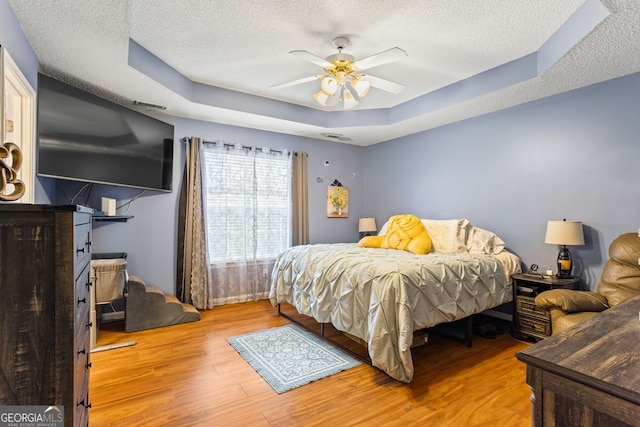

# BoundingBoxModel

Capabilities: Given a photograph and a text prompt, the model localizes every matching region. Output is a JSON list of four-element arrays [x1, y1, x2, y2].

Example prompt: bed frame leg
[[465, 315, 473, 347]]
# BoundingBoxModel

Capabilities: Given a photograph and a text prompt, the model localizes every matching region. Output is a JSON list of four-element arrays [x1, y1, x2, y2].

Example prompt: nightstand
[[512, 273, 581, 341]]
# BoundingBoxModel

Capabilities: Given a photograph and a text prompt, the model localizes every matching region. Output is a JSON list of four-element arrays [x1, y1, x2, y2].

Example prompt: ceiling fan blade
[[270, 75, 321, 90], [362, 75, 406, 94], [290, 50, 333, 68], [354, 47, 407, 71]]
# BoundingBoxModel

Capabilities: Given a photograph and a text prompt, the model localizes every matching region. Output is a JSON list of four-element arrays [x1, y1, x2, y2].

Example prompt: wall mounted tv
[[37, 73, 174, 192]]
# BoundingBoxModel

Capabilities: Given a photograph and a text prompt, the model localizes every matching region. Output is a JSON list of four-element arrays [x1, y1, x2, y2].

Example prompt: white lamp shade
[[350, 78, 370, 97], [545, 220, 585, 246], [359, 217, 377, 233], [320, 76, 338, 95], [342, 88, 358, 109], [313, 90, 330, 106]]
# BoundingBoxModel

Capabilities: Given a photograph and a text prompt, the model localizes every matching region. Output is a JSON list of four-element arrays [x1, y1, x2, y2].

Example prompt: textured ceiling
[[8, 0, 640, 145]]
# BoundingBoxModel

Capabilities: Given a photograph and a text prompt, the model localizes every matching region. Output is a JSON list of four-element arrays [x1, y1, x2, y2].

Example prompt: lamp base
[[557, 246, 573, 279]]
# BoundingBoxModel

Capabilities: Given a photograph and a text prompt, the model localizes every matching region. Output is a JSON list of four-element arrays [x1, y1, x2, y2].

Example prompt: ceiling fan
[[271, 37, 407, 110]]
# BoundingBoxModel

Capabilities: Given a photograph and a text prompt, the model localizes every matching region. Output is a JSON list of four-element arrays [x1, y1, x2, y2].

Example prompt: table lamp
[[545, 219, 585, 278], [359, 217, 377, 238]]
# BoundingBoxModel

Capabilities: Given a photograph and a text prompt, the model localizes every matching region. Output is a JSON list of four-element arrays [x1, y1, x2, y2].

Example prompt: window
[[200, 144, 291, 264]]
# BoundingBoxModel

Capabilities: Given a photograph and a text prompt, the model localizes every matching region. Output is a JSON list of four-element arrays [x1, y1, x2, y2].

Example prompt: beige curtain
[[178, 143, 307, 308], [292, 151, 309, 246], [176, 137, 211, 309]]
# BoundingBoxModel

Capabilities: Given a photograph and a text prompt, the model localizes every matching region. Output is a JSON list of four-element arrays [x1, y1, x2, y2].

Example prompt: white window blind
[[201, 144, 291, 264]]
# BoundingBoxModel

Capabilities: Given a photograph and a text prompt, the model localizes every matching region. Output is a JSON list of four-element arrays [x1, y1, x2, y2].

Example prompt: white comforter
[[269, 243, 516, 382]]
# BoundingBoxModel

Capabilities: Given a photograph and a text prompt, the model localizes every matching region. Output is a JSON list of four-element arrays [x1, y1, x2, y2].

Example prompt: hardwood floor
[[90, 300, 533, 426]]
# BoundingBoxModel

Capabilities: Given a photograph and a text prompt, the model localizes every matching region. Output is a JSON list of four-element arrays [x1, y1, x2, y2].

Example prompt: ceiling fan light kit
[[342, 88, 358, 109], [320, 76, 338, 95], [271, 36, 407, 110], [350, 78, 370, 98]]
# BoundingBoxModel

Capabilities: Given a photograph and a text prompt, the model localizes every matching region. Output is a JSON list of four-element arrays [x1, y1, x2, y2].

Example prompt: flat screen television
[[37, 73, 174, 192]]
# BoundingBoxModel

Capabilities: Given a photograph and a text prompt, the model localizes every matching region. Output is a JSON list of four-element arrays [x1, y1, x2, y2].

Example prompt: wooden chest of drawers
[[0, 204, 93, 427], [517, 296, 640, 426]]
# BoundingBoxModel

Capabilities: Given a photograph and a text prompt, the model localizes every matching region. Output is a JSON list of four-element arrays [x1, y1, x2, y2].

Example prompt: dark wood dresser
[[516, 295, 640, 427], [0, 204, 93, 426]]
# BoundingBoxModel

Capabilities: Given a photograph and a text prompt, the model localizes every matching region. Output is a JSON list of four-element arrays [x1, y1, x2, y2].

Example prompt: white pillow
[[421, 219, 471, 253], [467, 227, 505, 255]]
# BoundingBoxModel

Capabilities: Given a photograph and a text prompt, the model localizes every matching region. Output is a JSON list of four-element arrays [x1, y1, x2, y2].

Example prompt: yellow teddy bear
[[358, 214, 432, 255]]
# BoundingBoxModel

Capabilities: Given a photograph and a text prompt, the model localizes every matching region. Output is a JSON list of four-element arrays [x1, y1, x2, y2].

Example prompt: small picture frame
[[327, 186, 349, 218]]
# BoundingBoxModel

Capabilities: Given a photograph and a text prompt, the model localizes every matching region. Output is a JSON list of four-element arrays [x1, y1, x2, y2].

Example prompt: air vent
[[321, 133, 353, 142], [132, 100, 167, 110]]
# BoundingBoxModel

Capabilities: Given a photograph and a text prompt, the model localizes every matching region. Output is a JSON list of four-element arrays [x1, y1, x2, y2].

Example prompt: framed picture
[[327, 186, 348, 218]]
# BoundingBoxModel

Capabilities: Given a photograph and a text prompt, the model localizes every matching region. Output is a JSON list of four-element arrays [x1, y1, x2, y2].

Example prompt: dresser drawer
[[75, 384, 90, 427], [75, 260, 91, 300], [74, 211, 92, 227], [75, 263, 92, 331], [516, 295, 550, 320], [74, 330, 90, 391], [519, 314, 551, 337], [74, 221, 92, 272]]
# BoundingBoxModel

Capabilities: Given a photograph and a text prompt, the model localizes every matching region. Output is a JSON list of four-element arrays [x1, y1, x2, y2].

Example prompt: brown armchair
[[535, 233, 640, 334]]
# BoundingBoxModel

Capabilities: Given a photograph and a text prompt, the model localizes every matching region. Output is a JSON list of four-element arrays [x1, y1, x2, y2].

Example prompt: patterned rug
[[227, 324, 361, 393]]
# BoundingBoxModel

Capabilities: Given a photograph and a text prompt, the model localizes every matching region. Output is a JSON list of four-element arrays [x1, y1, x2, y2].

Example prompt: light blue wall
[[364, 72, 640, 290]]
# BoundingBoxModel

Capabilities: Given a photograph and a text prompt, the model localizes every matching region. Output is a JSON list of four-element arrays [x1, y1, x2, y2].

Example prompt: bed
[[268, 218, 521, 383]]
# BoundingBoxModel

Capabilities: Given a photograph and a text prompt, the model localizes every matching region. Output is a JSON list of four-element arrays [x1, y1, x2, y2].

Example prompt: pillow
[[467, 227, 505, 255], [359, 214, 432, 255], [380, 218, 471, 253], [420, 219, 472, 253], [378, 221, 390, 236]]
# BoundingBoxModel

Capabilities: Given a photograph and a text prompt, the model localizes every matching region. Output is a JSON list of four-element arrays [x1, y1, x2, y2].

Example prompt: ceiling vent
[[132, 100, 167, 110], [321, 132, 353, 142]]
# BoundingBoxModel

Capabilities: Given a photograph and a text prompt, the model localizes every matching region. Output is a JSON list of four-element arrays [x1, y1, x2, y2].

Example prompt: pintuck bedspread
[[268, 243, 517, 383]]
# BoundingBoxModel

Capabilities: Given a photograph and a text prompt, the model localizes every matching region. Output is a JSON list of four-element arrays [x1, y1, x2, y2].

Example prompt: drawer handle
[[76, 246, 86, 255], [86, 281, 92, 290], [86, 362, 92, 369], [77, 400, 92, 409], [78, 348, 86, 356], [86, 321, 93, 330], [77, 298, 86, 306]]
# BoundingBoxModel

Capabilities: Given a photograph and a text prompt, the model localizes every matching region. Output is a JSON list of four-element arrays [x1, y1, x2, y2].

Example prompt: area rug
[[227, 324, 361, 393]]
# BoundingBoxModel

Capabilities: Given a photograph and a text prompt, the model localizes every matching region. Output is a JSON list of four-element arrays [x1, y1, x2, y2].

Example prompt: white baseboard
[[101, 311, 125, 321], [483, 309, 512, 322]]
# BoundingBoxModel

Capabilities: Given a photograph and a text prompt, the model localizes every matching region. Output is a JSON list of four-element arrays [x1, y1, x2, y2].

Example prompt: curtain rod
[[181, 137, 291, 155]]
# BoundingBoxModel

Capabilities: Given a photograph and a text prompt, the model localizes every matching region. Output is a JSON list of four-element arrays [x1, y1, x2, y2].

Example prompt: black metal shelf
[[92, 215, 133, 222]]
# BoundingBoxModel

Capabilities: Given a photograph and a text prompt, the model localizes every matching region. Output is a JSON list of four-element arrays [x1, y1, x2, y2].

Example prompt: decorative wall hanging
[[327, 184, 348, 218], [0, 141, 25, 201]]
